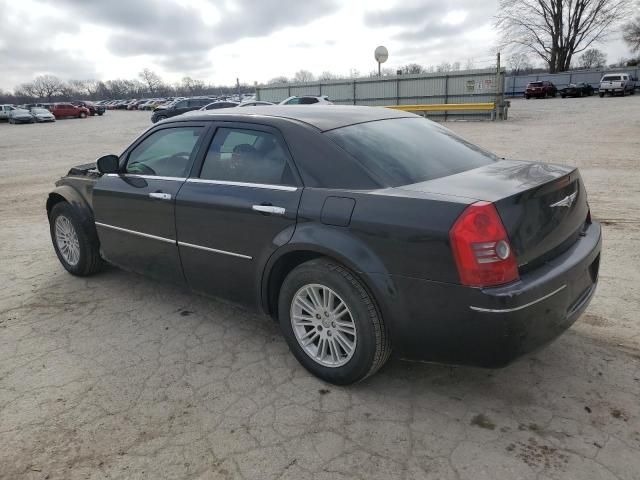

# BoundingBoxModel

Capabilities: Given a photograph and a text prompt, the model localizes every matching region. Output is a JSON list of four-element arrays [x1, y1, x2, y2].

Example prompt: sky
[[0, 0, 633, 91]]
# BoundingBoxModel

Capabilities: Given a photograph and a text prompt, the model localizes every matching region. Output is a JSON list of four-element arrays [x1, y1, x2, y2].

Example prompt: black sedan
[[46, 106, 601, 385], [560, 82, 594, 98]]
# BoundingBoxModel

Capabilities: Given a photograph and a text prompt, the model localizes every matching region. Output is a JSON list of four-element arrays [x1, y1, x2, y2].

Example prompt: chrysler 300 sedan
[[46, 106, 601, 385]]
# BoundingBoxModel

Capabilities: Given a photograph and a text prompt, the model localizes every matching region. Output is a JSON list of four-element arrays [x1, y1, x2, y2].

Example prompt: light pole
[[374, 46, 388, 77]]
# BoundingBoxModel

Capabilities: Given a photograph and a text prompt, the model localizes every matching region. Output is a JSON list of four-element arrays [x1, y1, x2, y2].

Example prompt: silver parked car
[[279, 95, 333, 105], [8, 108, 35, 124], [31, 108, 56, 122]]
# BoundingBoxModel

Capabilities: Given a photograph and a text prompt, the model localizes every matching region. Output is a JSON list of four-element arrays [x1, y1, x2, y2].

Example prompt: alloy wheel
[[55, 215, 80, 266], [290, 283, 357, 368]]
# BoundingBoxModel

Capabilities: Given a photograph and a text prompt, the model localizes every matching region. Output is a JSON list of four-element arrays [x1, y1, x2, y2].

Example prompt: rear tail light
[[449, 201, 519, 287]]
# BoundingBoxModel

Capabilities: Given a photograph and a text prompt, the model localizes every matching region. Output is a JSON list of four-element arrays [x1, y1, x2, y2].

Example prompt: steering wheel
[[127, 162, 156, 175]]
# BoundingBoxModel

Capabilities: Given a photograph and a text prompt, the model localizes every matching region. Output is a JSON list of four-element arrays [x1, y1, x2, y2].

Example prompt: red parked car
[[50, 103, 90, 119], [525, 81, 557, 99]]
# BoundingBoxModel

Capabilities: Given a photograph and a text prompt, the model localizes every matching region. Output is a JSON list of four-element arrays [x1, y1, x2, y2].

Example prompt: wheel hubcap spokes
[[291, 284, 357, 368], [55, 216, 80, 266]]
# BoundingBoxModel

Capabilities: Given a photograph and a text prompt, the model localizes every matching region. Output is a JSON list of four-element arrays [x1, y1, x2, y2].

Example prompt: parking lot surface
[[1, 98, 639, 480]]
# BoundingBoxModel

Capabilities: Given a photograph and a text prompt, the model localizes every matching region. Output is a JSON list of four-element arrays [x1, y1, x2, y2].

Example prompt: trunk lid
[[398, 160, 590, 269]]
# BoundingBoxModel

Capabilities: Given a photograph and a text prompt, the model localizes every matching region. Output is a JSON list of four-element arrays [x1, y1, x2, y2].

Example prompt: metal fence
[[256, 68, 507, 120], [505, 67, 640, 97]]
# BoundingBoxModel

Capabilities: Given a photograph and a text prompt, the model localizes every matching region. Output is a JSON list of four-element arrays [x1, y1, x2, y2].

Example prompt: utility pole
[[236, 77, 240, 96], [495, 51, 502, 120]]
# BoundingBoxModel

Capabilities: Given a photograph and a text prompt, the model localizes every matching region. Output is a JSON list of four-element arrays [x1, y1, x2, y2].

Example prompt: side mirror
[[96, 154, 120, 174]]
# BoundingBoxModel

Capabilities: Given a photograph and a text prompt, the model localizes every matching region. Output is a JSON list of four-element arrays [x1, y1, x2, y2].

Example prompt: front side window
[[284, 97, 301, 105], [174, 100, 188, 109], [326, 118, 497, 186], [199, 127, 294, 185], [126, 127, 203, 178]]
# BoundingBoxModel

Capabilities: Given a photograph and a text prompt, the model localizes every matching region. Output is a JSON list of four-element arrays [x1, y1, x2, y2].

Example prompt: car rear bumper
[[378, 221, 601, 367]]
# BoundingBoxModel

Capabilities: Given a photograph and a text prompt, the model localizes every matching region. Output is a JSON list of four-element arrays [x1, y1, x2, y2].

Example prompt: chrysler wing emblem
[[550, 191, 577, 208]]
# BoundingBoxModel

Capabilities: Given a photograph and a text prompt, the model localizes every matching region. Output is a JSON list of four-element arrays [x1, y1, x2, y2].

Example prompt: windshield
[[13, 109, 30, 114], [326, 118, 497, 187], [32, 108, 50, 114]]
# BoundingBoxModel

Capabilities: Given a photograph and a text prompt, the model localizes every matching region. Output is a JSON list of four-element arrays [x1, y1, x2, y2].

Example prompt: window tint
[[602, 75, 621, 81], [126, 127, 203, 178], [299, 97, 319, 104], [200, 128, 294, 185], [326, 118, 497, 186]]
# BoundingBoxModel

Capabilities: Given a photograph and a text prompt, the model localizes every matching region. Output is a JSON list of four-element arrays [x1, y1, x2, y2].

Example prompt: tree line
[[0, 68, 254, 104]]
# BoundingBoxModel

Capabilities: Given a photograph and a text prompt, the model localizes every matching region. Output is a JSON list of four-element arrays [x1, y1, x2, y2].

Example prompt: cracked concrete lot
[[1, 97, 639, 480]]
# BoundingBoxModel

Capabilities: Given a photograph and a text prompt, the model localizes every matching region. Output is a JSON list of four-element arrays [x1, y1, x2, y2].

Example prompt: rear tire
[[49, 202, 103, 276], [79, 112, 87, 118], [278, 258, 391, 385], [599, 92, 605, 98]]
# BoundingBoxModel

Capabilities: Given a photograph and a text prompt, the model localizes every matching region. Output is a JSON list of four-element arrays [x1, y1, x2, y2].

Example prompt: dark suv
[[525, 81, 557, 99], [151, 98, 213, 123]]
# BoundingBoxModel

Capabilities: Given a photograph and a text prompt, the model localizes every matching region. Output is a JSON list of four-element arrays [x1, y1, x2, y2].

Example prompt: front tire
[[278, 258, 391, 385], [79, 112, 87, 118], [49, 202, 102, 276]]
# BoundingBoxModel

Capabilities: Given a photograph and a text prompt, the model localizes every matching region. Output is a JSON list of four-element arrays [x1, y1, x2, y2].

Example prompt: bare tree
[[507, 52, 534, 74], [400, 63, 424, 74], [181, 76, 205, 95], [267, 76, 289, 84], [436, 62, 452, 72], [25, 75, 64, 101], [465, 58, 476, 69], [451, 61, 461, 71], [138, 68, 163, 94], [293, 70, 315, 83], [578, 48, 607, 68], [318, 71, 337, 81], [496, 0, 630, 73], [623, 16, 640, 52]]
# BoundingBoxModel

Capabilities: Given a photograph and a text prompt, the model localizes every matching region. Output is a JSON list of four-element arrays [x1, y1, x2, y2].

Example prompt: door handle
[[252, 204, 285, 215], [149, 192, 172, 201]]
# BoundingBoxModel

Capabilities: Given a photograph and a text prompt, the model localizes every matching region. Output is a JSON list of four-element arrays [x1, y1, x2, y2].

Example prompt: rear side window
[[326, 118, 497, 186], [199, 128, 295, 185], [299, 97, 319, 104], [602, 76, 621, 81]]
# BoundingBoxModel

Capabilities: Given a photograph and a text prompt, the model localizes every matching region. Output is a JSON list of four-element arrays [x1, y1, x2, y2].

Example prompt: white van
[[599, 73, 636, 97]]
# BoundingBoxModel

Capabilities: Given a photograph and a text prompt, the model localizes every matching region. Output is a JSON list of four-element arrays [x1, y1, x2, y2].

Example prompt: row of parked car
[[0, 101, 106, 124], [524, 73, 637, 99], [149, 95, 332, 123]]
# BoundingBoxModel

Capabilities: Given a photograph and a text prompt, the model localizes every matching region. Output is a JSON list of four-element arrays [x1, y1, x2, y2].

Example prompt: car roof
[[178, 105, 416, 131]]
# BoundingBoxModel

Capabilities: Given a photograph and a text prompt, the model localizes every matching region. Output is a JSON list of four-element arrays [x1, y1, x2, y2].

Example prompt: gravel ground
[[1, 98, 639, 480]]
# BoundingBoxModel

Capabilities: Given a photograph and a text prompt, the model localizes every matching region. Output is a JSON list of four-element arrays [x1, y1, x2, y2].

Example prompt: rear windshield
[[602, 75, 621, 81], [528, 82, 543, 87], [326, 118, 497, 186]]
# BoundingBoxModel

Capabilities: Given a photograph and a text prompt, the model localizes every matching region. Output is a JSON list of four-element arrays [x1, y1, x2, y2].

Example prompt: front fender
[[46, 184, 99, 242]]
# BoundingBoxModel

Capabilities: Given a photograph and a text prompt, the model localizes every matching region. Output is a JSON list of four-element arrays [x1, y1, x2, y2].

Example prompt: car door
[[92, 122, 208, 284], [171, 100, 189, 116], [175, 123, 303, 307]]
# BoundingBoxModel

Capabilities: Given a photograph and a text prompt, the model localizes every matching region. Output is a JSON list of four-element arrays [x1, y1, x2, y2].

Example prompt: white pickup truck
[[599, 73, 636, 97], [0, 104, 16, 121]]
